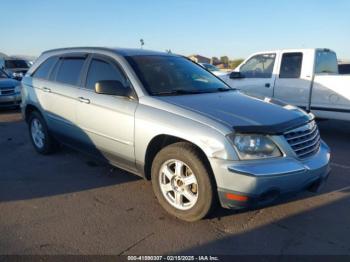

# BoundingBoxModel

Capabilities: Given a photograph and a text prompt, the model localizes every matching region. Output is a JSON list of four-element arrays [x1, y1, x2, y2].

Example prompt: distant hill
[[0, 52, 8, 58]]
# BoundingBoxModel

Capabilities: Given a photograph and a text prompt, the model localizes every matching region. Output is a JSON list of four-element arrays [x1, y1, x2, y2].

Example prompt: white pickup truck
[[221, 48, 350, 121]]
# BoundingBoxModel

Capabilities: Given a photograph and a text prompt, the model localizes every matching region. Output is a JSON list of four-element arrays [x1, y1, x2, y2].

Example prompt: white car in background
[[199, 63, 227, 76], [221, 48, 350, 122]]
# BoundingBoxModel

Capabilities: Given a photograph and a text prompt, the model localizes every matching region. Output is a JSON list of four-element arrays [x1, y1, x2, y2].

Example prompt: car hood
[[0, 78, 19, 88], [157, 91, 312, 134]]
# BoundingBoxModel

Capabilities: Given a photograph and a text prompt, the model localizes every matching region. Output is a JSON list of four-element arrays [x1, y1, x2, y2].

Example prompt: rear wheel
[[151, 142, 217, 221], [28, 111, 58, 154]]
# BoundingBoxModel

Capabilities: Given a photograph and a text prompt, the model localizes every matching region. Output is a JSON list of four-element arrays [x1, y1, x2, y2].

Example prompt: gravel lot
[[0, 108, 349, 255]]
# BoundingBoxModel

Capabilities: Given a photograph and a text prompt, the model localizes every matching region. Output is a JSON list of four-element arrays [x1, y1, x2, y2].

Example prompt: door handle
[[42, 87, 51, 93], [265, 83, 271, 88], [78, 97, 90, 104]]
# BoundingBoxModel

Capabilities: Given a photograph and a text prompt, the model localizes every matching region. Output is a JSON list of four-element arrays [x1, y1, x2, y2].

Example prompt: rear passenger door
[[29, 56, 58, 112], [45, 55, 87, 142], [76, 54, 138, 171], [273, 52, 310, 109]]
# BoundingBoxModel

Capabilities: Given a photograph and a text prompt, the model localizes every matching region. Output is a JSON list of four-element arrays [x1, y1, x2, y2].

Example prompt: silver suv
[[21, 47, 331, 221]]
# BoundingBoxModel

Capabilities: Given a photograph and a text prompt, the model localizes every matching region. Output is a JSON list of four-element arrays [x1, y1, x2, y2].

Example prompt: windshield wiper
[[153, 87, 236, 96], [153, 89, 209, 96], [216, 87, 235, 92]]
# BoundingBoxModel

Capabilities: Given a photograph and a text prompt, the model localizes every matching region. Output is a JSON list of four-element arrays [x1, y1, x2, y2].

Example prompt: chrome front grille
[[0, 88, 15, 95], [284, 120, 321, 159]]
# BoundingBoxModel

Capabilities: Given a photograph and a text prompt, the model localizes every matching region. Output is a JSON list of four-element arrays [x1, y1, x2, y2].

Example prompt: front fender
[[134, 103, 239, 168]]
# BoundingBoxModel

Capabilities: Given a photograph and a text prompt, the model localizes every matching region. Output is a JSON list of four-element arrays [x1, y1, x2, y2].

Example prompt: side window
[[85, 59, 128, 90], [240, 54, 276, 78], [32, 57, 57, 79], [56, 57, 85, 86], [279, 53, 303, 78]]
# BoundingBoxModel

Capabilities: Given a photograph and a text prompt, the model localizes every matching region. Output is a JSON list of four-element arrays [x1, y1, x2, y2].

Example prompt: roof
[[10, 55, 37, 61], [188, 54, 210, 59], [42, 47, 176, 57], [250, 48, 335, 55], [4, 56, 29, 61], [0, 52, 8, 58]]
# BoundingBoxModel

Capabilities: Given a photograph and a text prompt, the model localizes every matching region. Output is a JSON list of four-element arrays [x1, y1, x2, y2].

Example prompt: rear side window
[[85, 59, 127, 90], [279, 53, 303, 78], [56, 57, 85, 86], [33, 57, 57, 79]]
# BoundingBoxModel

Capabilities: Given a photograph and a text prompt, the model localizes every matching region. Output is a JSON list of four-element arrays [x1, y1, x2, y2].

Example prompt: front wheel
[[151, 142, 217, 221]]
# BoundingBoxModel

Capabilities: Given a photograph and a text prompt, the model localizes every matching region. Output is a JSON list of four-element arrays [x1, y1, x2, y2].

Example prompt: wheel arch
[[143, 134, 215, 183], [24, 104, 42, 123]]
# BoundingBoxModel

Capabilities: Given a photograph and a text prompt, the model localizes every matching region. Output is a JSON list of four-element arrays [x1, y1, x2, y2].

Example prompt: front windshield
[[203, 64, 219, 72], [5, 59, 29, 69], [126, 55, 230, 95]]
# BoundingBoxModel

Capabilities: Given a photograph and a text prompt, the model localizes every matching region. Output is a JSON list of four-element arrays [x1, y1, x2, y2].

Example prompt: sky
[[1, 0, 349, 59]]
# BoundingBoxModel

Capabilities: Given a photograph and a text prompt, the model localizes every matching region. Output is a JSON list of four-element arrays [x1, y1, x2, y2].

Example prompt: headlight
[[228, 134, 282, 160]]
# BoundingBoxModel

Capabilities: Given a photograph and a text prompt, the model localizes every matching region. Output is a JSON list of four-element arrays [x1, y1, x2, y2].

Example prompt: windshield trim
[[0, 69, 9, 78]]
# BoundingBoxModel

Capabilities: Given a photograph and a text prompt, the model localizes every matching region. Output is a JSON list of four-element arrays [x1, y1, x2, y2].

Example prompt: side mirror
[[95, 80, 131, 97], [229, 71, 244, 79]]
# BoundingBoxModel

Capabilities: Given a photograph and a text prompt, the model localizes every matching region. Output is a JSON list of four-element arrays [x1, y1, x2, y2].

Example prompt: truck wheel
[[28, 111, 58, 154], [151, 142, 217, 221]]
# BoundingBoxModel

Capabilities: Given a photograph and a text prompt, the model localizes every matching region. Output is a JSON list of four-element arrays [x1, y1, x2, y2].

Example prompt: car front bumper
[[210, 141, 331, 209], [0, 93, 21, 107]]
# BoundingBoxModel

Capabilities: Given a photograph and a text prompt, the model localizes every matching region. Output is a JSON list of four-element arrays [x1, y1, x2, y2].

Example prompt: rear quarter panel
[[312, 74, 350, 121]]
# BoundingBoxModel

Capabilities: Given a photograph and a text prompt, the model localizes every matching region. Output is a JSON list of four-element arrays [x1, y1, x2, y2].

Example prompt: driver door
[[228, 53, 277, 99]]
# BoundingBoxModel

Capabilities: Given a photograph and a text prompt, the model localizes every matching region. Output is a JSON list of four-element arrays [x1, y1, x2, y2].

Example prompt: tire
[[28, 111, 58, 154], [151, 142, 217, 221]]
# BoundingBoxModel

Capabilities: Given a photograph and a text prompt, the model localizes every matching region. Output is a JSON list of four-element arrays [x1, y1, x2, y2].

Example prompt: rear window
[[33, 57, 57, 79], [315, 50, 338, 74], [338, 64, 350, 74], [56, 58, 85, 86], [279, 53, 303, 78], [5, 59, 29, 69]]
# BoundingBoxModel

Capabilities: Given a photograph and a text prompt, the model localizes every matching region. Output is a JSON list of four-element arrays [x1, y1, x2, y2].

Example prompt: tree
[[228, 59, 244, 69], [211, 57, 220, 65], [220, 56, 229, 67]]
